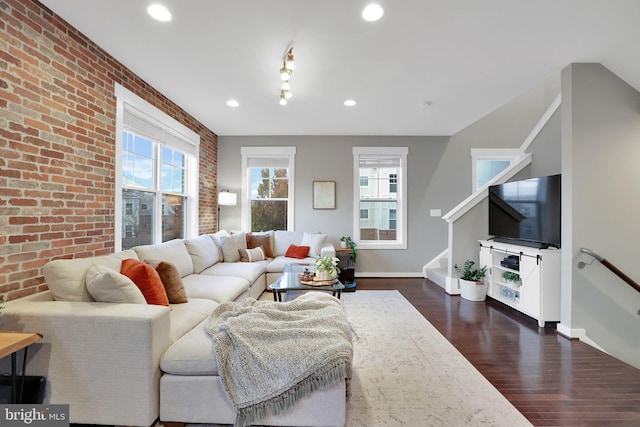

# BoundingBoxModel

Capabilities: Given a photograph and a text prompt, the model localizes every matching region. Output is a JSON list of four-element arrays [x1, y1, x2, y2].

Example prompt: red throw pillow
[[285, 244, 310, 259], [120, 258, 169, 306]]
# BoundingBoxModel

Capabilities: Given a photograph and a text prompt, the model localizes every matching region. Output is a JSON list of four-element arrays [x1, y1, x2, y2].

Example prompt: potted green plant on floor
[[455, 260, 488, 301]]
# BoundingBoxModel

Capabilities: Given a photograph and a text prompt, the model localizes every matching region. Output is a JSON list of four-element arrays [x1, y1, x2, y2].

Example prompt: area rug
[[186, 290, 531, 427], [340, 290, 532, 426]]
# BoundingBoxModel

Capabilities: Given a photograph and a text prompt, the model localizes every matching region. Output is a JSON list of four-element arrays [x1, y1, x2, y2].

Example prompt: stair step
[[426, 267, 447, 289]]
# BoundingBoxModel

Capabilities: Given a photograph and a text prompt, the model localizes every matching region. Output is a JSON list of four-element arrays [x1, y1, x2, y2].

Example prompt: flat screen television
[[488, 174, 561, 248]]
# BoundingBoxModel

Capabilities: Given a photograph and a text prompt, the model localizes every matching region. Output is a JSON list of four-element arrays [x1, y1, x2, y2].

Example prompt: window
[[241, 147, 296, 231], [115, 84, 199, 251], [359, 176, 369, 187], [471, 149, 521, 191], [389, 173, 397, 193], [353, 147, 407, 249]]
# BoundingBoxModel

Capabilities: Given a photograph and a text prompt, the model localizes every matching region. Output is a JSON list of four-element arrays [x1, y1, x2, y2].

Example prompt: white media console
[[479, 240, 561, 327]]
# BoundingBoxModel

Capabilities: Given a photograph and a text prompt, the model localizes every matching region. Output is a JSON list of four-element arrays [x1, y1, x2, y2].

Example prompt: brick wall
[[0, 0, 218, 301]]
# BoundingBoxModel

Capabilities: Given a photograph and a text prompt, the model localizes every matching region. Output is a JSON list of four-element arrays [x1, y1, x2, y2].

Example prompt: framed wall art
[[313, 181, 336, 209]]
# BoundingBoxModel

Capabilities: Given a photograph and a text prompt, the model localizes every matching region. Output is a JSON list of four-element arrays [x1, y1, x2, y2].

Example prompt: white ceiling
[[39, 0, 640, 136]]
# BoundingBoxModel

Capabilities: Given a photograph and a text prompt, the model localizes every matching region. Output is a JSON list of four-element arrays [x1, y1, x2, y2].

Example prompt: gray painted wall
[[217, 75, 559, 276], [561, 63, 640, 368]]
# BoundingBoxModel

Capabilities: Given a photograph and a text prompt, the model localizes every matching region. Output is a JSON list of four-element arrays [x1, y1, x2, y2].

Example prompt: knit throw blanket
[[205, 292, 353, 427]]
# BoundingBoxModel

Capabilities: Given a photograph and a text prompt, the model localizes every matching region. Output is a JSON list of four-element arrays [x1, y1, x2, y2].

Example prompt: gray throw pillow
[[219, 233, 246, 263]]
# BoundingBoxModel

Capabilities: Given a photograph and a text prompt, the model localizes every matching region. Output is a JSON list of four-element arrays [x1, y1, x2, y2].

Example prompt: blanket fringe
[[234, 358, 351, 427]]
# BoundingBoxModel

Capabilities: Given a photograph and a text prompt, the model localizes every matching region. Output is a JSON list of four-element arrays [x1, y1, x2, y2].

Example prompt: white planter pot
[[316, 271, 335, 281], [459, 279, 487, 301], [340, 241, 348, 249]]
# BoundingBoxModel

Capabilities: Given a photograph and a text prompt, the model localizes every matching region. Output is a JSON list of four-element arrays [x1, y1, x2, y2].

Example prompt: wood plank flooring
[[354, 277, 640, 427]]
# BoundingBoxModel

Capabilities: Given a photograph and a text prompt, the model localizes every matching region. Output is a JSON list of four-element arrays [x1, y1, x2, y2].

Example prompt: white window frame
[[353, 146, 408, 250], [114, 84, 200, 251], [471, 148, 522, 192], [241, 146, 296, 232]]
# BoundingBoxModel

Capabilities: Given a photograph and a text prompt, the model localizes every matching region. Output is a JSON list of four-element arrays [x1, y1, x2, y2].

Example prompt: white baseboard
[[355, 272, 424, 278], [556, 323, 607, 354]]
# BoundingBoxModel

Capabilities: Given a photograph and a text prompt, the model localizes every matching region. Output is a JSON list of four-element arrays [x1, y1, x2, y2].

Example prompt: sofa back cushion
[[184, 235, 220, 273], [43, 249, 139, 301], [274, 230, 305, 257], [132, 239, 193, 278]]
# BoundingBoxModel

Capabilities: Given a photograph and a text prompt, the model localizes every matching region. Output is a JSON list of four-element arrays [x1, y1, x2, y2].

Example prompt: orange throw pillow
[[285, 244, 310, 259], [120, 258, 169, 306]]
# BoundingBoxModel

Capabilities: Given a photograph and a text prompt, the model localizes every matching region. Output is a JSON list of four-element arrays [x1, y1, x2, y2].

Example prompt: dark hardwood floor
[[354, 277, 640, 427]]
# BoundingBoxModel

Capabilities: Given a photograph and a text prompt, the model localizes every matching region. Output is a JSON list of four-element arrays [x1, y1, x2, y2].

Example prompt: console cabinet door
[[519, 254, 541, 317], [479, 245, 493, 294]]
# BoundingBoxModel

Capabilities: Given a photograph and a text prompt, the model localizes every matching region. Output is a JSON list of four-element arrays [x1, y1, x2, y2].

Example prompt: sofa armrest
[[320, 243, 336, 258], [0, 300, 170, 426]]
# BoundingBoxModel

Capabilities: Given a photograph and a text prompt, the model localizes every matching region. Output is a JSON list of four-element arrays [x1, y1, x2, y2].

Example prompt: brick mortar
[[0, 0, 219, 301]]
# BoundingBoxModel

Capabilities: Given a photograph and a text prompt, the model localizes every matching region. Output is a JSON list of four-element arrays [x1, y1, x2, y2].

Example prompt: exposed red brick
[[1, 0, 217, 301]]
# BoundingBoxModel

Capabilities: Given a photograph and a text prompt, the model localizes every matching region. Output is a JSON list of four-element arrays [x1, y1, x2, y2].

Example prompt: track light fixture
[[279, 47, 295, 105]]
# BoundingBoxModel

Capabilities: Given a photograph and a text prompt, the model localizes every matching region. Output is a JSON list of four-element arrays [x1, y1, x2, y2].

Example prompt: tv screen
[[488, 174, 561, 248]]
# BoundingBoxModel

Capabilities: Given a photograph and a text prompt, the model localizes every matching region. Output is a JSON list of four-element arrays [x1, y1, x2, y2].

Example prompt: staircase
[[423, 94, 561, 294]]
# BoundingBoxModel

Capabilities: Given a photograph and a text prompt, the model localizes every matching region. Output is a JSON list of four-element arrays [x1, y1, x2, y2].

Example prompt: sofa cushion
[[201, 260, 268, 286], [210, 230, 229, 260], [133, 239, 193, 278], [168, 298, 219, 344], [239, 246, 266, 262], [161, 318, 219, 375], [285, 244, 310, 259], [301, 232, 327, 258], [147, 260, 188, 304], [121, 259, 169, 306], [266, 256, 316, 273], [85, 264, 147, 304], [44, 249, 140, 302], [219, 233, 246, 263], [246, 232, 274, 258], [274, 230, 305, 257], [181, 274, 250, 303], [184, 235, 220, 273]]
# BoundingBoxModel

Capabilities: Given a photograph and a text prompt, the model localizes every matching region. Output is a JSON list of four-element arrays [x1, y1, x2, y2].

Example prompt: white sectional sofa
[[0, 230, 344, 427]]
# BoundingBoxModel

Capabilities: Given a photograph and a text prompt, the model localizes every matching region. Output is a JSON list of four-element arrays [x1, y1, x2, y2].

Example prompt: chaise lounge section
[[0, 230, 345, 426]]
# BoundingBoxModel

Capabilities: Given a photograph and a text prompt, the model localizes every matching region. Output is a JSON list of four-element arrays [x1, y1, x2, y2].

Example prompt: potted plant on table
[[455, 260, 488, 301], [339, 236, 357, 263], [314, 255, 340, 281]]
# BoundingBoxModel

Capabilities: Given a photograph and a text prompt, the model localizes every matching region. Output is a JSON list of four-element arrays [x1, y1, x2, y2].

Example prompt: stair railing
[[578, 248, 640, 293]]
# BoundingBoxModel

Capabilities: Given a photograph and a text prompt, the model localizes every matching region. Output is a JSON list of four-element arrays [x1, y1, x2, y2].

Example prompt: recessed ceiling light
[[344, 100, 357, 107], [362, 4, 384, 22], [147, 4, 172, 22], [226, 100, 239, 107]]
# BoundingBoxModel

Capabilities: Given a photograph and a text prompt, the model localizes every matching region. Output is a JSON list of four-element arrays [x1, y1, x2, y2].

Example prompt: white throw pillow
[[219, 233, 247, 263], [85, 264, 147, 304], [301, 232, 327, 258]]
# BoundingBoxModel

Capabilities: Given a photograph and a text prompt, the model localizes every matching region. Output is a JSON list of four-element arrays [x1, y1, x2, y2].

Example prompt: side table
[[335, 248, 356, 292], [0, 331, 43, 404]]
